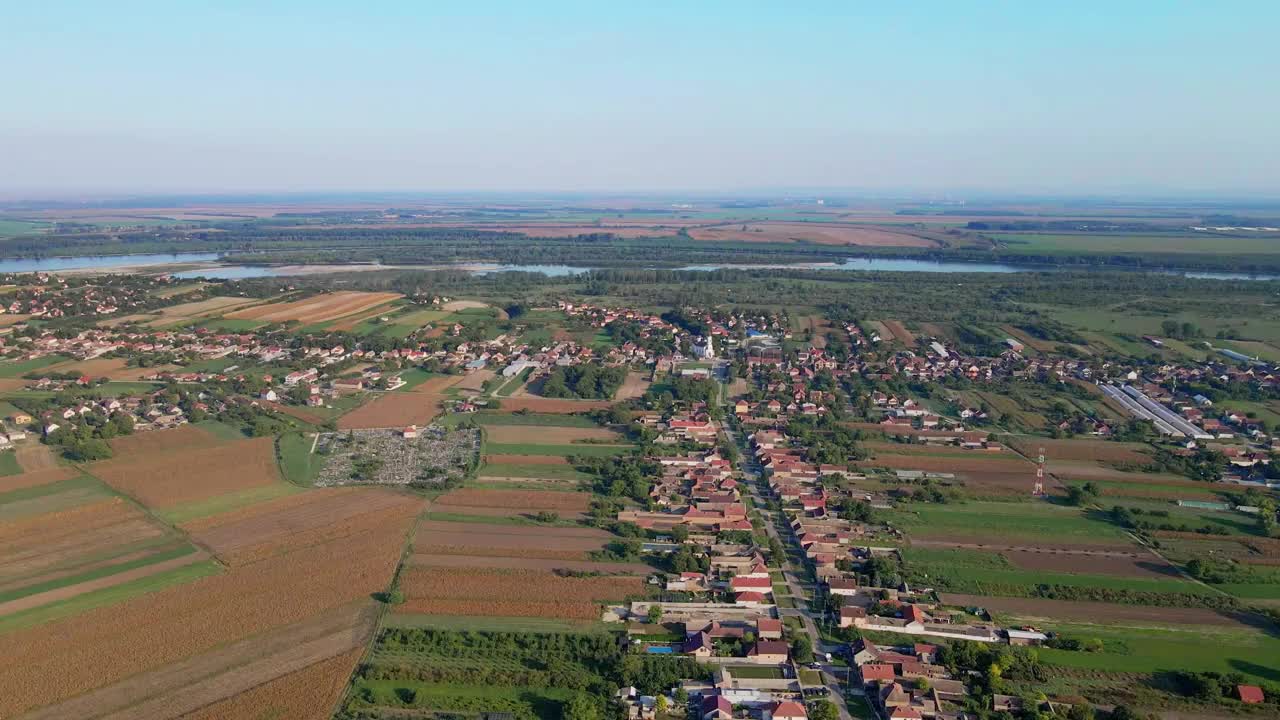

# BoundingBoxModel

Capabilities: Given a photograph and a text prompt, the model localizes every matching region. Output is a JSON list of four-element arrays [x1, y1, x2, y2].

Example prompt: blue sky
[[2, 1, 1276, 196]]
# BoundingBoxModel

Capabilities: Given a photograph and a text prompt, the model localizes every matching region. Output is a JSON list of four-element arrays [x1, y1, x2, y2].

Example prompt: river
[[0, 253, 1275, 281]]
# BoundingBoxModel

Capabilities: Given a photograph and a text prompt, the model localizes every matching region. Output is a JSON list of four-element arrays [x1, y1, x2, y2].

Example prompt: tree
[[808, 700, 839, 720], [647, 605, 663, 624], [792, 634, 814, 664], [563, 693, 600, 720], [64, 438, 112, 462]]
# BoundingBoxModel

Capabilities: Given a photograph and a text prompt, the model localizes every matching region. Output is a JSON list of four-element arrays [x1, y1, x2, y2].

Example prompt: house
[[888, 707, 923, 720], [768, 700, 808, 720], [701, 693, 733, 720], [840, 606, 867, 628], [756, 617, 783, 640], [860, 663, 895, 683], [1237, 685, 1265, 704], [747, 640, 790, 664], [402, 425, 419, 439], [683, 631, 714, 658]]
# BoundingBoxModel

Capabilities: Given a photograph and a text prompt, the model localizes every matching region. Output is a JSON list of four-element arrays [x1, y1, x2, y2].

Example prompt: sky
[[2, 1, 1277, 198]]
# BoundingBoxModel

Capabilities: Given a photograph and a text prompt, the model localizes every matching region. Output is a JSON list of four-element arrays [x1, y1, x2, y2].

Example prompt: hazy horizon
[[4, 1, 1278, 197]]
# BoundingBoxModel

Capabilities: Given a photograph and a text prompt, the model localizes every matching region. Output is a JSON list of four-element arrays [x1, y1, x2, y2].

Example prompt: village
[[0, 281, 1276, 720]]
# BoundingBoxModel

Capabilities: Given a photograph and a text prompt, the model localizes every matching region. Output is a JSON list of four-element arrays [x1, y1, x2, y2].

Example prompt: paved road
[[723, 422, 856, 720]]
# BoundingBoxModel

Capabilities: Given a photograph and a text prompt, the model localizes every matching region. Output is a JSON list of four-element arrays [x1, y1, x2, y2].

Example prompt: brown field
[[107, 424, 228, 456], [186, 488, 422, 565], [407, 553, 651, 574], [414, 519, 612, 559], [1003, 548, 1179, 578], [495, 397, 612, 413], [103, 296, 263, 327], [336, 392, 443, 429], [398, 566, 643, 619], [484, 453, 569, 465], [0, 549, 208, 617], [454, 368, 496, 392], [227, 291, 401, 324], [39, 357, 166, 381], [0, 505, 412, 718], [88, 437, 282, 509], [439, 299, 490, 312], [939, 593, 1252, 627], [0, 497, 169, 584], [1005, 437, 1152, 464], [13, 443, 57, 472], [882, 320, 916, 344], [0, 313, 32, 327], [484, 425, 621, 444], [408, 374, 465, 394], [911, 537, 1143, 554], [176, 647, 365, 720], [323, 303, 402, 331], [0, 466, 80, 494], [434, 487, 590, 512], [262, 400, 327, 425], [687, 222, 939, 247], [614, 371, 651, 401], [19, 603, 375, 720]]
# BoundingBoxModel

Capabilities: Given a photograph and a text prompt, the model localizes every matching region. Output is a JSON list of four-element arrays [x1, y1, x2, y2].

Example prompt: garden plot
[[314, 426, 479, 487]]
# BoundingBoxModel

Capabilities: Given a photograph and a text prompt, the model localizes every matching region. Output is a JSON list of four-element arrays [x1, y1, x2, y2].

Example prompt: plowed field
[[88, 438, 282, 509], [227, 291, 400, 323], [336, 392, 443, 429]]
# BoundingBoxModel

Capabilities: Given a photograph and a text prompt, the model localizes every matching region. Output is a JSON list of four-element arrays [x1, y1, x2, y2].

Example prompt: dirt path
[[613, 370, 650, 401], [0, 550, 209, 617], [14, 443, 57, 472], [17, 601, 378, 720]]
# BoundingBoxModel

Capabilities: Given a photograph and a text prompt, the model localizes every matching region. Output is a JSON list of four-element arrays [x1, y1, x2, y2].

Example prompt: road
[[722, 419, 858, 720]]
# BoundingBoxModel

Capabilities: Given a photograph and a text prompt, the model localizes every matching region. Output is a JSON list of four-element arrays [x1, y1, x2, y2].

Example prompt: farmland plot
[[398, 566, 643, 620], [226, 291, 400, 323], [336, 392, 445, 429], [0, 501, 414, 718], [87, 437, 284, 509]]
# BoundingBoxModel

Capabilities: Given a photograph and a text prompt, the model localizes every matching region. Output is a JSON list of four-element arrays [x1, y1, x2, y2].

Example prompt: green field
[[395, 368, 445, 391], [0, 220, 49, 237], [0, 543, 200, 605], [383, 614, 606, 633], [485, 442, 630, 458], [0, 355, 72, 378], [479, 462, 592, 481], [903, 547, 1208, 596], [993, 232, 1280, 255], [1033, 620, 1280, 684], [0, 451, 22, 477], [893, 501, 1132, 545], [275, 432, 321, 486], [0, 560, 221, 635], [474, 412, 600, 428], [157, 482, 302, 524]]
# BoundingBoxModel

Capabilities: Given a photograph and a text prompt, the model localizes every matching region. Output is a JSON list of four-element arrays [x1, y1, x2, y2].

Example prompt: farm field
[[905, 547, 1208, 597], [0, 474, 209, 621], [895, 501, 1136, 547], [87, 436, 286, 510], [492, 396, 613, 413], [336, 391, 444, 428], [397, 566, 643, 620], [687, 221, 939, 246], [0, 483, 417, 718], [107, 295, 264, 327], [226, 290, 401, 323], [992, 231, 1280, 255], [939, 593, 1249, 627]]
